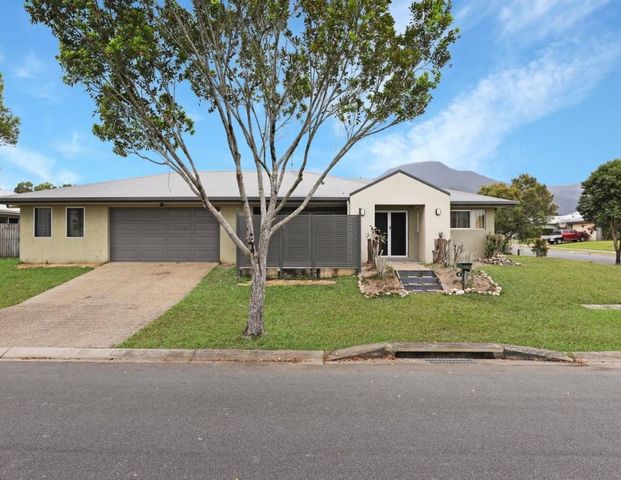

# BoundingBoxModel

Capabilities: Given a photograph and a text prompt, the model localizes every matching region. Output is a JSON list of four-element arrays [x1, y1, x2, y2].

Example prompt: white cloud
[[53, 131, 88, 157], [499, 0, 611, 39], [15, 52, 45, 79], [455, 0, 610, 41], [0, 145, 80, 186], [366, 38, 621, 174]]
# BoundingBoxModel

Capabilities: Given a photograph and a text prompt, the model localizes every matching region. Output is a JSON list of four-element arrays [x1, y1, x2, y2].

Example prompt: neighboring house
[[6, 169, 516, 266], [0, 189, 20, 224], [547, 212, 601, 241]]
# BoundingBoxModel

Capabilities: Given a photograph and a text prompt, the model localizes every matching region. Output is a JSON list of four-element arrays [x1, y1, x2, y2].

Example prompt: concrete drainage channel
[[325, 342, 575, 364]]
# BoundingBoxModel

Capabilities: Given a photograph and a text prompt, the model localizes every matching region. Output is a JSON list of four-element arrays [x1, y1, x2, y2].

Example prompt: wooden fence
[[0, 224, 19, 257]]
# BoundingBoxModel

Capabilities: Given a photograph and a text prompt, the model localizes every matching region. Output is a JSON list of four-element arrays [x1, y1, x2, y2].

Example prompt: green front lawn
[[0, 259, 91, 308], [551, 240, 615, 252], [120, 257, 621, 352]]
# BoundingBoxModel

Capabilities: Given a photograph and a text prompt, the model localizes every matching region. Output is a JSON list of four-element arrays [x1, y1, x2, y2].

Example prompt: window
[[66, 208, 85, 238], [472, 209, 485, 229], [450, 211, 470, 229], [34, 207, 52, 237], [450, 210, 486, 230]]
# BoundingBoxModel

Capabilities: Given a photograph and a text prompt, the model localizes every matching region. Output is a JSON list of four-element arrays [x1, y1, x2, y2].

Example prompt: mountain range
[[385, 162, 581, 215]]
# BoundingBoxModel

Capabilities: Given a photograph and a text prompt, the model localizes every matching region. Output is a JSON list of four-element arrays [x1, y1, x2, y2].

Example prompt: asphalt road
[[1, 361, 621, 479], [512, 244, 617, 265]]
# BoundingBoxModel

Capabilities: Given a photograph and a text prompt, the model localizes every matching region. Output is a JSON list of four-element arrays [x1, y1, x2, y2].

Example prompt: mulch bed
[[358, 263, 407, 298], [434, 266, 502, 296]]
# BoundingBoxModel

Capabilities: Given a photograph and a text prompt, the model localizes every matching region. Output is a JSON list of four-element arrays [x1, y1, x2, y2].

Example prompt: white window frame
[[65, 207, 86, 238], [33, 207, 53, 238], [450, 209, 486, 230], [376, 210, 409, 258]]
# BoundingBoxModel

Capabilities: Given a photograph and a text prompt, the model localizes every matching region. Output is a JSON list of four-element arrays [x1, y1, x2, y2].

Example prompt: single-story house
[[0, 189, 20, 224], [5, 169, 517, 266], [546, 212, 602, 241]]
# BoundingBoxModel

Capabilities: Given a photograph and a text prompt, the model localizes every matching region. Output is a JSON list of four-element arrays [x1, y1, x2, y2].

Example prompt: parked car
[[541, 229, 589, 244]]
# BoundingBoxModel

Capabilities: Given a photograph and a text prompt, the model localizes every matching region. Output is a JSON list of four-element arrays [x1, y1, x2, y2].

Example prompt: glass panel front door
[[374, 212, 388, 256], [390, 212, 407, 256], [374, 211, 407, 257]]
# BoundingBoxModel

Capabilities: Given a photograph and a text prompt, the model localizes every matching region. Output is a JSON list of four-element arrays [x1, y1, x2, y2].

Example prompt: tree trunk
[[612, 228, 620, 265], [245, 237, 269, 337]]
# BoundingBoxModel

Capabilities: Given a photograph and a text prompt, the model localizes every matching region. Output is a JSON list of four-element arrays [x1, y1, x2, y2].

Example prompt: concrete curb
[[573, 351, 621, 366], [0, 347, 324, 364], [502, 345, 574, 363], [2, 345, 615, 366]]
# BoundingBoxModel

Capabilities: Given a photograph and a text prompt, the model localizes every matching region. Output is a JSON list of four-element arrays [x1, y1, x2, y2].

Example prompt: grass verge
[[0, 258, 91, 308], [551, 240, 615, 252], [120, 256, 621, 352]]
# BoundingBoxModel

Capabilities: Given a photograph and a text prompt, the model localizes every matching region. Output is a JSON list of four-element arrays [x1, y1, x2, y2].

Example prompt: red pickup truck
[[541, 229, 590, 244]]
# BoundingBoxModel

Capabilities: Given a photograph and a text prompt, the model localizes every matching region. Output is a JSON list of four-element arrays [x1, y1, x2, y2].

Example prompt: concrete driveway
[[0, 262, 215, 348]]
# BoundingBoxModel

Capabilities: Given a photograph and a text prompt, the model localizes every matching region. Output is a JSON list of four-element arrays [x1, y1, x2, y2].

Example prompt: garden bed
[[358, 263, 407, 297]]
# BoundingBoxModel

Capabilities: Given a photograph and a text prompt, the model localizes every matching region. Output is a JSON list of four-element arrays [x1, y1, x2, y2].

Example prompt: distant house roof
[[548, 212, 589, 225], [4, 170, 517, 207], [0, 189, 20, 216]]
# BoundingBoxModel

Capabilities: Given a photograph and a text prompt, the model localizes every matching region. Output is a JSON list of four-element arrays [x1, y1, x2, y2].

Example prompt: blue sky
[[1, 0, 620, 191]]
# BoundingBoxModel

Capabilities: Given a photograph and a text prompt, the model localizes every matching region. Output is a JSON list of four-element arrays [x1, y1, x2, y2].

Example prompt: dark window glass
[[450, 211, 470, 229], [67, 208, 84, 237], [35, 208, 52, 237]]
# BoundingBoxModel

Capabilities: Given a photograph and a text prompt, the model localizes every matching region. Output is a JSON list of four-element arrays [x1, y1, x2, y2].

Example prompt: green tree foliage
[[479, 174, 557, 241], [14, 181, 34, 193], [578, 159, 621, 265], [0, 73, 20, 146], [26, 0, 458, 336], [14, 181, 73, 193]]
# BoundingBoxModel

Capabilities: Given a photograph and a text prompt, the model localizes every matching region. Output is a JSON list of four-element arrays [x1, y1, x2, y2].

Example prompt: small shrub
[[531, 238, 549, 257], [484, 234, 511, 258]]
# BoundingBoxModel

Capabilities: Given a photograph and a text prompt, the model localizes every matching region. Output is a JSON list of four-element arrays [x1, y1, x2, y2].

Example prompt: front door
[[375, 211, 407, 257]]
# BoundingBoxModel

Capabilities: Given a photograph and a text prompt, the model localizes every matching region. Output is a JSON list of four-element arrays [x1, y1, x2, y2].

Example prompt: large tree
[[27, 0, 458, 336], [479, 174, 557, 241], [578, 159, 621, 265], [0, 72, 20, 146]]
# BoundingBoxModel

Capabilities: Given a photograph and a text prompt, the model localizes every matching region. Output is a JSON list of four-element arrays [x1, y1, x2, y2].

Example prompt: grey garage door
[[110, 208, 219, 262]]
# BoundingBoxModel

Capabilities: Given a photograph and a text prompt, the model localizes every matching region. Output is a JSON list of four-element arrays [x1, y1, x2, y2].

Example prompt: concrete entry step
[[398, 270, 442, 293], [401, 277, 439, 285]]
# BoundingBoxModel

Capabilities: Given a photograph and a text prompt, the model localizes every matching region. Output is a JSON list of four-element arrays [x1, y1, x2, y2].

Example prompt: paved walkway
[[0, 262, 215, 348]]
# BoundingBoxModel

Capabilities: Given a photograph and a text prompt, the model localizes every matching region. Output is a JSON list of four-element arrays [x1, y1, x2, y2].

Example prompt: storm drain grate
[[425, 358, 477, 364]]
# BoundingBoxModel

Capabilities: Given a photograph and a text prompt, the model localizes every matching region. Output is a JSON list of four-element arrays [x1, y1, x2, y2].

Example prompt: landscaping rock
[[478, 254, 514, 265]]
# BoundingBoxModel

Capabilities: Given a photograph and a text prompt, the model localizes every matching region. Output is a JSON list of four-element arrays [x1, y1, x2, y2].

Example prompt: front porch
[[348, 170, 451, 264]]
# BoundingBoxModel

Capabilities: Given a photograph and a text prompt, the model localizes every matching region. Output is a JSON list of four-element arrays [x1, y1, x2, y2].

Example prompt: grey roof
[[5, 171, 367, 203], [447, 189, 518, 206], [4, 169, 516, 206]]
